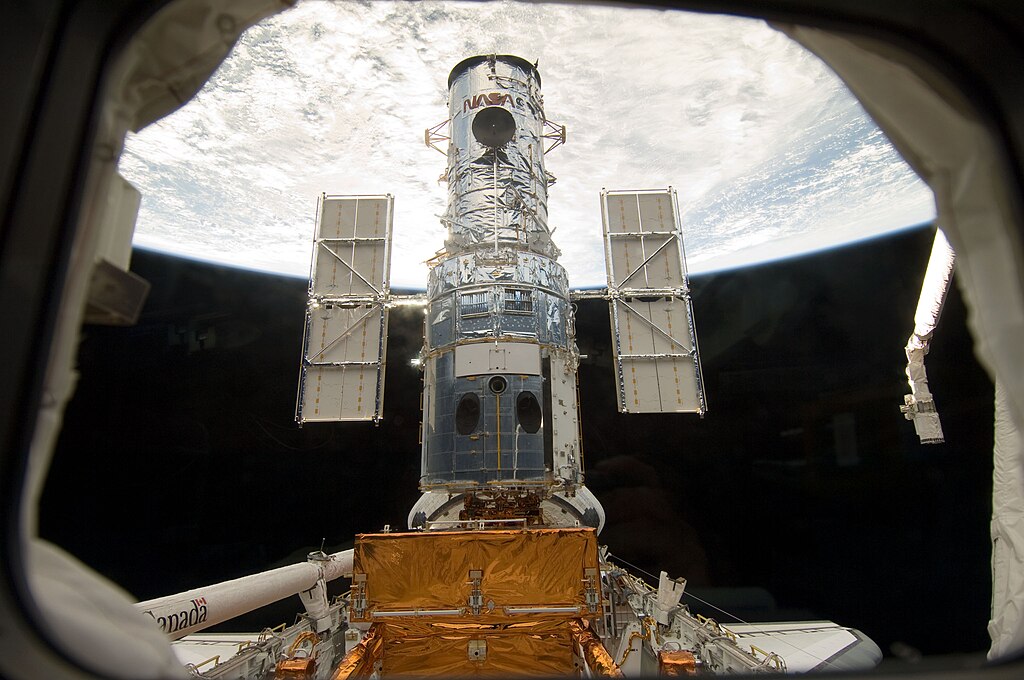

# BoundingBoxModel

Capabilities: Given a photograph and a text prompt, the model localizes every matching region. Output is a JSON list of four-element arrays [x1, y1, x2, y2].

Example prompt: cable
[[606, 552, 838, 670], [607, 553, 734, 620], [250, 414, 335, 451]]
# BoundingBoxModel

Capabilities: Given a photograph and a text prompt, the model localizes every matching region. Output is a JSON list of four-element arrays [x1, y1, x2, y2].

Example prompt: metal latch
[[468, 639, 487, 662], [584, 567, 600, 612], [351, 573, 368, 619], [468, 569, 483, 615]]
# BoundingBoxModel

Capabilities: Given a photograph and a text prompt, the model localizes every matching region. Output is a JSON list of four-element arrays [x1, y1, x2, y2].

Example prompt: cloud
[[122, 0, 934, 288]]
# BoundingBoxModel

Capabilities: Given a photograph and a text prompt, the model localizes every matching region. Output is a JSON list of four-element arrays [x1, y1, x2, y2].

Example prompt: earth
[[120, 0, 936, 288]]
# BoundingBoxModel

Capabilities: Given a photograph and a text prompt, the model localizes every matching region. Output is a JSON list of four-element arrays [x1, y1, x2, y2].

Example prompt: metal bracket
[[468, 569, 483, 615], [542, 119, 566, 154], [584, 567, 600, 613], [425, 118, 451, 155], [468, 639, 487, 662], [351, 574, 368, 620]]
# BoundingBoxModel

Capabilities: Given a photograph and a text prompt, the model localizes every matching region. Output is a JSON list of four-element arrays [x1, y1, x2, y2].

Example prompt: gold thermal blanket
[[340, 528, 602, 676], [353, 528, 598, 616]]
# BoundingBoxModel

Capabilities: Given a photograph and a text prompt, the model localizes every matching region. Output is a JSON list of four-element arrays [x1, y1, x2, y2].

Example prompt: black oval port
[[488, 376, 508, 395], [516, 392, 542, 433], [455, 393, 480, 435]]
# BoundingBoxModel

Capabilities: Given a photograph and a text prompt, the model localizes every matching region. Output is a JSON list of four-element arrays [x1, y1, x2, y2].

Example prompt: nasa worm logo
[[462, 92, 533, 115]]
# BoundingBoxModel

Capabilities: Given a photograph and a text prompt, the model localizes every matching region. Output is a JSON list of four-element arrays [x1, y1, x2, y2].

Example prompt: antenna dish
[[472, 106, 516, 147]]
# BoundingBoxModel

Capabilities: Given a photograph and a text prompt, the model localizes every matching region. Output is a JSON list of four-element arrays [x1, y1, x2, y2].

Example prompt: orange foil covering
[[377, 618, 574, 677], [275, 657, 315, 679], [331, 625, 384, 680], [352, 528, 598, 618], [658, 649, 698, 676], [569, 619, 624, 678], [334, 528, 602, 676]]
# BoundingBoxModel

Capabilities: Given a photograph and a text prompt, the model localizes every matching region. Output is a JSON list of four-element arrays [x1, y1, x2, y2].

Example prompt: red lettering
[[462, 93, 517, 113]]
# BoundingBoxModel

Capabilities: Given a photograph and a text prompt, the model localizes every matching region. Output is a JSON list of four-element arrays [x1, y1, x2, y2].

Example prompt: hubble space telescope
[[294, 54, 706, 533], [144, 55, 878, 678]]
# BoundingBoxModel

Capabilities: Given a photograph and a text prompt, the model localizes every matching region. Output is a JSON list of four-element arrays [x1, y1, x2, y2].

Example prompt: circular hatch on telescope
[[472, 106, 516, 147]]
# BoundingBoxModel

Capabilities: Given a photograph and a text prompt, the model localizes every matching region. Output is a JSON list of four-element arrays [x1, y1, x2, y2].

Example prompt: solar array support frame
[[295, 194, 394, 424], [600, 188, 706, 415]]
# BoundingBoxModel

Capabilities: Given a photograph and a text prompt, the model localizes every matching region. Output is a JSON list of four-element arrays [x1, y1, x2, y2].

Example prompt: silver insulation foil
[[419, 55, 581, 496], [444, 55, 558, 259], [425, 252, 571, 350]]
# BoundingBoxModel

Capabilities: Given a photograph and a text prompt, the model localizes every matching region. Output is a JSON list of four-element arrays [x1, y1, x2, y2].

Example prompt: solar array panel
[[296, 195, 393, 423], [601, 189, 706, 414]]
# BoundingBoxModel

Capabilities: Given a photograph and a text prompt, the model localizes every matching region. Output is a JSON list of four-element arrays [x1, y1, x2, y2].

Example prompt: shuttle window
[[459, 291, 491, 318], [504, 288, 533, 315], [516, 391, 542, 433], [455, 393, 481, 435]]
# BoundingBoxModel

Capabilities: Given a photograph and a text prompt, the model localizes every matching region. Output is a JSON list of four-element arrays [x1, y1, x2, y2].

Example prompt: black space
[[39, 224, 994, 659]]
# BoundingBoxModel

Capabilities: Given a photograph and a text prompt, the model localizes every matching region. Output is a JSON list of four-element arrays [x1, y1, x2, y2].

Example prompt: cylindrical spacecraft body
[[419, 55, 582, 499], [442, 55, 558, 258]]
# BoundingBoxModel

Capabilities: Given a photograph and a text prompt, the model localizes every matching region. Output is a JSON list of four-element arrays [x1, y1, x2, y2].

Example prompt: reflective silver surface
[[419, 56, 581, 497], [443, 56, 558, 258]]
